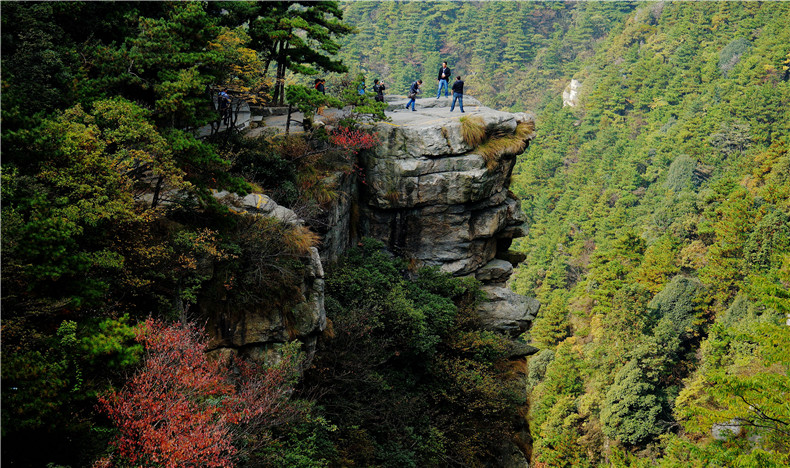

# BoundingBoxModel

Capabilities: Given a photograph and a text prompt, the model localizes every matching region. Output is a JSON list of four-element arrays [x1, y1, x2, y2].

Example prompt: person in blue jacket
[[218, 89, 231, 124]]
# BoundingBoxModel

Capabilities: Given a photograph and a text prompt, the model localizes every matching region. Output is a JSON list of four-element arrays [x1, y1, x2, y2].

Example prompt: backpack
[[218, 91, 230, 109]]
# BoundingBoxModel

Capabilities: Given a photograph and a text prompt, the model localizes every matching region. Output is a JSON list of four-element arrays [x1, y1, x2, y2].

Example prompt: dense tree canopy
[[3, 1, 789, 466]]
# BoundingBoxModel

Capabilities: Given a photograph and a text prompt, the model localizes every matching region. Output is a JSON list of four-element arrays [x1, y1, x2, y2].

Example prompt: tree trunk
[[272, 40, 284, 105], [276, 41, 289, 106], [151, 175, 164, 209], [286, 103, 293, 135]]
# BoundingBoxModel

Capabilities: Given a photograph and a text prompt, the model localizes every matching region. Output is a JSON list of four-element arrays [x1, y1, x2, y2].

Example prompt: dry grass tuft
[[282, 224, 320, 255], [459, 116, 486, 148], [384, 190, 400, 204], [477, 124, 531, 170], [515, 121, 535, 139]]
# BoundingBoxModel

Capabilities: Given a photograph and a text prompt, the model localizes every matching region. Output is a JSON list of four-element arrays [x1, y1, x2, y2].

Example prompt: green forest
[[3, 1, 790, 467]]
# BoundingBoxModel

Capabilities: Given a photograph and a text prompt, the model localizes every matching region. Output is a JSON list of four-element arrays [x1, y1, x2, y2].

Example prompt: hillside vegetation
[[2, 1, 789, 467], [341, 1, 790, 465], [507, 3, 790, 466]]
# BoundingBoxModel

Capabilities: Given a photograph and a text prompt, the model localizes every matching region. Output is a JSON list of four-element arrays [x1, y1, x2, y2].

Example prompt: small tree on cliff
[[96, 319, 302, 467]]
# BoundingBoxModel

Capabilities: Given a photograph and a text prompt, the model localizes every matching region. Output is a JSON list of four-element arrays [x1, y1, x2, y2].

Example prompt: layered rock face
[[201, 192, 327, 361], [352, 98, 541, 336]]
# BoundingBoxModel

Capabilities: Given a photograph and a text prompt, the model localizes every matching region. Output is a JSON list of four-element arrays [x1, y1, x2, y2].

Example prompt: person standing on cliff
[[406, 79, 422, 111], [373, 79, 386, 102], [436, 61, 451, 99], [450, 76, 465, 113], [315, 78, 326, 115]]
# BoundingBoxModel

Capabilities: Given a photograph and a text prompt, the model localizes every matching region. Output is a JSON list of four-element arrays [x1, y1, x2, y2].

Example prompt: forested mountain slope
[[336, 1, 637, 111], [2, 1, 788, 466], [507, 2, 790, 465], [340, 1, 790, 465]]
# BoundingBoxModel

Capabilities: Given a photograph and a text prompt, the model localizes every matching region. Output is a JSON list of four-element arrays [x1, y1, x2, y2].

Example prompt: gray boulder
[[477, 286, 541, 336]]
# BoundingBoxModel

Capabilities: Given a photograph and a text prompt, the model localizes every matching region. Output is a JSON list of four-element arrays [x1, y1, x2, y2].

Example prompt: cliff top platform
[[246, 95, 532, 138]]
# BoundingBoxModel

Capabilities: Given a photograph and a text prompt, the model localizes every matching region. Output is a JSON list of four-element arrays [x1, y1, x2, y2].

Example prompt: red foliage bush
[[329, 127, 379, 153], [97, 319, 300, 467]]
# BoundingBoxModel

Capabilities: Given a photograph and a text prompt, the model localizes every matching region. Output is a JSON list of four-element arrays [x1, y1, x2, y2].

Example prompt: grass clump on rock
[[459, 115, 486, 148], [477, 122, 532, 170]]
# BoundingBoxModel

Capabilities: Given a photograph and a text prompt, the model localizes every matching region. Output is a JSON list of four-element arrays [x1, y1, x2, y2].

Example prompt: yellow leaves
[[210, 30, 245, 51], [678, 240, 709, 270], [746, 141, 790, 209], [210, 27, 265, 88], [589, 313, 604, 343]]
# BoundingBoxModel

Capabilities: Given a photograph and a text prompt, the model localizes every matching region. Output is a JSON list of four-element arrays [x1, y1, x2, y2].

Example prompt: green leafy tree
[[239, 1, 353, 105], [304, 239, 524, 467], [529, 291, 570, 349], [601, 359, 664, 446]]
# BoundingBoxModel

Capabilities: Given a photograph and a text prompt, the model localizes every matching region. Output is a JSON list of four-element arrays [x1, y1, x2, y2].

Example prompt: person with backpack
[[218, 89, 231, 125], [450, 76, 465, 113], [406, 79, 422, 111], [373, 79, 386, 103]]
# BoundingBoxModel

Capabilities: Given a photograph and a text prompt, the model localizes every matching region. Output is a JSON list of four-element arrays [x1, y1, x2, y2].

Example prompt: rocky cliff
[[201, 192, 327, 362], [201, 97, 540, 360], [328, 96, 541, 337]]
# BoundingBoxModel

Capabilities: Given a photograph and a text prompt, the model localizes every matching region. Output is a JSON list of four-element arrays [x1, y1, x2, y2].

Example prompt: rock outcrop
[[201, 191, 327, 362], [349, 98, 540, 336], [562, 79, 581, 107], [200, 98, 540, 360]]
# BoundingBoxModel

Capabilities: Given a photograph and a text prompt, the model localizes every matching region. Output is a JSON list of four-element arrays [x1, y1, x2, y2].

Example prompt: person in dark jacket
[[373, 79, 386, 102], [218, 89, 231, 125], [315, 78, 326, 115], [450, 76, 465, 113], [436, 61, 451, 98], [406, 79, 422, 111]]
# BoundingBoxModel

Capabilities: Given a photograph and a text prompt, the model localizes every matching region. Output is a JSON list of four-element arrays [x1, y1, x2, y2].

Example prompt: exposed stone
[[562, 79, 582, 108], [214, 190, 303, 225], [476, 259, 514, 283], [497, 249, 528, 267], [478, 286, 541, 336], [202, 194, 327, 362], [359, 101, 533, 276], [506, 341, 540, 359], [333, 98, 542, 330], [500, 449, 530, 468], [314, 171, 359, 265], [211, 97, 540, 363], [712, 419, 744, 440]]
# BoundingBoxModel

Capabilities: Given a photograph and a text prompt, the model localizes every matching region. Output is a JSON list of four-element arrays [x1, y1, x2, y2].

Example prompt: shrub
[[305, 238, 524, 467], [97, 320, 303, 467]]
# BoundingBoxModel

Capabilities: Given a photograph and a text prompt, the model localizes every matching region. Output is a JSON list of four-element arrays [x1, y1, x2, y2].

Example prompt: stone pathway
[[196, 100, 258, 138]]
